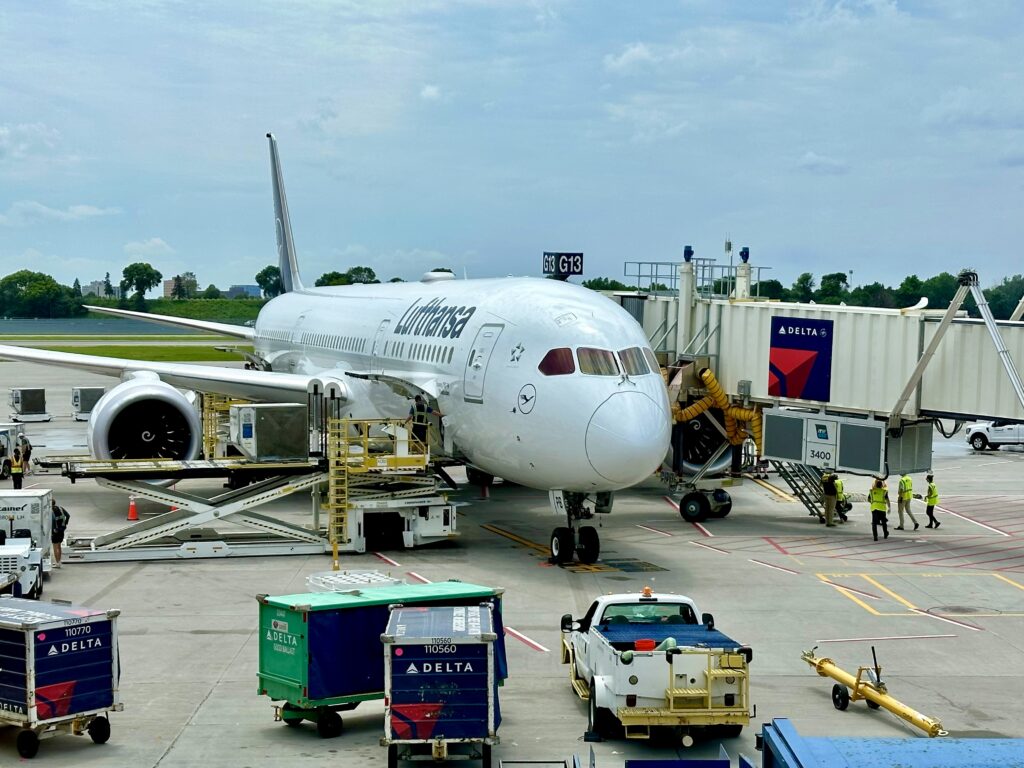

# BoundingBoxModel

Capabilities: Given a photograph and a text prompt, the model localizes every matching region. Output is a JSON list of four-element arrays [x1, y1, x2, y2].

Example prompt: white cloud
[[797, 151, 850, 175], [0, 200, 121, 226], [603, 43, 656, 73], [420, 84, 441, 101], [605, 97, 688, 143], [922, 85, 1024, 131], [123, 237, 175, 258]]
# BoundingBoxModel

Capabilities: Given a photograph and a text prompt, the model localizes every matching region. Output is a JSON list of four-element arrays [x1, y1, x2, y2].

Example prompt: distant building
[[84, 279, 121, 299], [162, 279, 176, 298], [227, 284, 262, 298]]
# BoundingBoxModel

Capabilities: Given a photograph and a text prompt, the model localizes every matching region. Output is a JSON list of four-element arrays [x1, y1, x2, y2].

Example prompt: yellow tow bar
[[800, 647, 947, 737]]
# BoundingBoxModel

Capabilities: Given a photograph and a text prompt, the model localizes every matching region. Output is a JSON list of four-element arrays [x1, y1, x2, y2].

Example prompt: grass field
[[33, 345, 254, 362]]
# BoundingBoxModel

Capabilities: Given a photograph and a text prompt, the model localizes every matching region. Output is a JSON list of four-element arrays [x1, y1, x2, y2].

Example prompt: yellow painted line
[[751, 477, 796, 502], [993, 574, 1024, 592], [480, 524, 549, 555], [860, 575, 918, 610], [816, 573, 881, 616]]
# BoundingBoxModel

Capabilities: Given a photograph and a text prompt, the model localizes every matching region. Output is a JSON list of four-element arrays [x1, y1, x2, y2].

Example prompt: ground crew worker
[[406, 395, 440, 447], [896, 472, 919, 530], [869, 478, 890, 541], [921, 473, 940, 528], [10, 447, 23, 490], [834, 474, 849, 522], [821, 471, 838, 527]]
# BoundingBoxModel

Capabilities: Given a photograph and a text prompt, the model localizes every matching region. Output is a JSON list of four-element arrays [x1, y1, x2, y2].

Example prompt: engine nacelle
[[88, 374, 202, 461]]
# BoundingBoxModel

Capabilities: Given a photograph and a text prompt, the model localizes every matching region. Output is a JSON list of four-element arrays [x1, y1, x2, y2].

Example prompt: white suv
[[966, 420, 1024, 451]]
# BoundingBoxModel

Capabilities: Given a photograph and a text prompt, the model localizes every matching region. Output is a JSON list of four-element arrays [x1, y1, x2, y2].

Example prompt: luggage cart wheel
[[316, 710, 343, 739], [17, 729, 40, 759], [387, 743, 399, 768], [866, 699, 881, 710], [481, 743, 492, 768], [88, 716, 111, 744], [831, 683, 850, 711]]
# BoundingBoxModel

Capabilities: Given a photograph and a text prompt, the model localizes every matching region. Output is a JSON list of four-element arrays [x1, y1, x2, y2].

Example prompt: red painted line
[[909, 608, 983, 632], [913, 540, 1024, 566], [819, 580, 882, 601], [661, 497, 712, 536], [407, 572, 431, 584], [816, 634, 956, 644], [937, 506, 1011, 537], [636, 523, 674, 537], [693, 522, 713, 538], [764, 537, 789, 555], [374, 552, 401, 567], [689, 541, 730, 555], [504, 627, 550, 653], [949, 548, 1024, 568], [662, 496, 680, 511], [748, 559, 800, 575]]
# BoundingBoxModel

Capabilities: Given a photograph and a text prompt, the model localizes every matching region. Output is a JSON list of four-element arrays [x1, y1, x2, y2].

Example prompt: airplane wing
[[84, 304, 255, 340], [0, 344, 316, 403]]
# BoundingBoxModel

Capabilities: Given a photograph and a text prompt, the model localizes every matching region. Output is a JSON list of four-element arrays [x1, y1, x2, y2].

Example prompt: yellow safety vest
[[898, 475, 912, 501], [926, 482, 939, 506], [10, 457, 23, 475], [869, 486, 887, 511], [834, 478, 845, 501]]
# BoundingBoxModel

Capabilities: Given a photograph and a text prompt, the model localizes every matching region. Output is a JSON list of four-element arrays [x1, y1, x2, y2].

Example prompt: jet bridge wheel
[[551, 527, 575, 564], [679, 492, 710, 523], [577, 526, 600, 564], [831, 683, 850, 711]]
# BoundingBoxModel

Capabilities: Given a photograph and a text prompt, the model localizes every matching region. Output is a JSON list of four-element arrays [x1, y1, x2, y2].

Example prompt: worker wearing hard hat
[[896, 473, 920, 531], [869, 477, 890, 541]]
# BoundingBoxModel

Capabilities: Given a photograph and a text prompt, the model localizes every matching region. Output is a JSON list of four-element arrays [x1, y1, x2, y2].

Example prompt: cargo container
[[257, 581, 507, 738], [0, 490, 54, 572], [71, 387, 106, 421], [229, 403, 309, 461], [382, 603, 500, 768], [0, 597, 122, 759], [8, 389, 50, 423]]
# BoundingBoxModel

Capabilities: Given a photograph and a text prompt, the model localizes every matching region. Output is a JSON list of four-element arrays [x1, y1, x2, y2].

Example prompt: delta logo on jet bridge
[[768, 316, 834, 402]]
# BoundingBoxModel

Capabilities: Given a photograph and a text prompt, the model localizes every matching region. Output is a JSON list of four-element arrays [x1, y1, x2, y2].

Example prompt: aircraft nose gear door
[[463, 323, 503, 403]]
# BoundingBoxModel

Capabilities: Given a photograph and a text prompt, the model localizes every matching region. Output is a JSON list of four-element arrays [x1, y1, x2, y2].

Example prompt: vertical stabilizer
[[267, 133, 304, 293]]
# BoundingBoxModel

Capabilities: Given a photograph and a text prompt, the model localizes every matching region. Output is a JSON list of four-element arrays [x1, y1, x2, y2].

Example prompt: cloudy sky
[[1, 1, 1021, 294]]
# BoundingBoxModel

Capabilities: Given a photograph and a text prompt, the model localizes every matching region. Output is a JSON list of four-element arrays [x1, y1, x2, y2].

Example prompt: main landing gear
[[549, 491, 612, 565]]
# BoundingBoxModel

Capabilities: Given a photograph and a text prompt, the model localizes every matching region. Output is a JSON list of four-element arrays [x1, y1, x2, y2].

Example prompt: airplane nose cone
[[586, 392, 671, 486]]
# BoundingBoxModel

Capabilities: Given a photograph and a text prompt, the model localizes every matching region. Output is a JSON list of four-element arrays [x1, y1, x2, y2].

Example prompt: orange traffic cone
[[127, 496, 139, 522]]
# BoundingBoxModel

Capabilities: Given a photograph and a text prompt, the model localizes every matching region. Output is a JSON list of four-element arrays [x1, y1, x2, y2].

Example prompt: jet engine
[[88, 374, 202, 461]]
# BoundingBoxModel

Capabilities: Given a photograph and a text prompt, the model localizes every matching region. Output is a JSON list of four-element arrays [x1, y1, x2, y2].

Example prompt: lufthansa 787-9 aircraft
[[0, 135, 671, 564]]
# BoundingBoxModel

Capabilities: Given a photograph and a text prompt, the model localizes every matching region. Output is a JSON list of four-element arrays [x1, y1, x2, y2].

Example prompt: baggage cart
[[257, 580, 507, 738], [382, 603, 501, 767], [0, 597, 122, 759]]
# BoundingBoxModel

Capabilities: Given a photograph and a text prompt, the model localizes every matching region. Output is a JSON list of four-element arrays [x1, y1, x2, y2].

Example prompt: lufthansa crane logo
[[517, 384, 536, 414]]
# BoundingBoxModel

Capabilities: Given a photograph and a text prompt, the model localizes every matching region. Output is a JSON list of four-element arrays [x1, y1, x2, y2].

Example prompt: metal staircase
[[201, 393, 249, 459], [770, 461, 825, 518]]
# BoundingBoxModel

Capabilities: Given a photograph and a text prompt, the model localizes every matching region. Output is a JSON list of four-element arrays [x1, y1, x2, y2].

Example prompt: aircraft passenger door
[[463, 323, 503, 404], [370, 319, 390, 373]]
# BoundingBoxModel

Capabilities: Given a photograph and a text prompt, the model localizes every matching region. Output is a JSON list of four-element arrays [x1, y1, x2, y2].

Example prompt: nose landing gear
[[549, 491, 611, 565]]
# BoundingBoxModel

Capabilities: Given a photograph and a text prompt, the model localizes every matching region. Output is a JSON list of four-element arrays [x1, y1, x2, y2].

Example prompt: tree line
[[583, 271, 1024, 320]]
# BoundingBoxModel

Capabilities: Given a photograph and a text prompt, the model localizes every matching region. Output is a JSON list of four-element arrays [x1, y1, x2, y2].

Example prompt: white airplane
[[0, 134, 671, 564]]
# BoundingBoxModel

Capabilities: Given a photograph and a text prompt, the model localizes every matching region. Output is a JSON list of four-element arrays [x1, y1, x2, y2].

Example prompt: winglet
[[267, 133, 304, 293]]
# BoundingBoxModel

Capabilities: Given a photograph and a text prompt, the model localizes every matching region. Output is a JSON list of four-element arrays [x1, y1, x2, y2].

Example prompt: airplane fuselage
[[255, 276, 671, 492]]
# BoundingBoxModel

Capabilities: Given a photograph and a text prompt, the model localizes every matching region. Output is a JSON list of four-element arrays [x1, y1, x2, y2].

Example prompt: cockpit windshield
[[577, 347, 619, 376], [538, 347, 576, 376], [617, 347, 650, 376]]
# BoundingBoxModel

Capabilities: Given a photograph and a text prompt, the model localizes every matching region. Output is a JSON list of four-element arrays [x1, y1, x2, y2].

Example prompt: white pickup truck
[[966, 420, 1024, 451], [560, 588, 752, 745]]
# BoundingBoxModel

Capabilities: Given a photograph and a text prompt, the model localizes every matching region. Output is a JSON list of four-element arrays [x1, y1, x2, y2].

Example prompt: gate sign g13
[[543, 252, 583, 276]]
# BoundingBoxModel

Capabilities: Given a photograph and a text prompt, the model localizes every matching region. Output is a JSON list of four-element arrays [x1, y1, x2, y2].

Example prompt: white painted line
[[748, 559, 799, 575], [407, 572, 431, 584], [975, 461, 1010, 467], [820, 580, 881, 601], [636, 523, 673, 537], [909, 608, 983, 632], [816, 634, 956, 644], [505, 627, 550, 653], [25, 482, 41, 489], [690, 541, 730, 555], [374, 552, 401, 567], [936, 505, 1011, 537]]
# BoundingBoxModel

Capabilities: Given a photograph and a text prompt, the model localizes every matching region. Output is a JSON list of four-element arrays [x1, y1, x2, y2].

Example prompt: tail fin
[[267, 133, 304, 293]]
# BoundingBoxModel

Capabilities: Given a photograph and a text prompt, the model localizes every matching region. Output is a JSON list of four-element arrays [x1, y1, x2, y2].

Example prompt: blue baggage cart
[[0, 597, 122, 759], [382, 603, 501, 767]]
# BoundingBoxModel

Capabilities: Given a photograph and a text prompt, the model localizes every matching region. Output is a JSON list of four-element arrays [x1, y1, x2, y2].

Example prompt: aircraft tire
[[577, 526, 600, 564], [551, 527, 574, 564], [679, 493, 710, 523]]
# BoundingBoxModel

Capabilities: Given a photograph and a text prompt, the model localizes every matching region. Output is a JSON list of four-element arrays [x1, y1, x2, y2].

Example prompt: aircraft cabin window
[[577, 347, 619, 376], [538, 347, 576, 376], [618, 347, 649, 376]]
